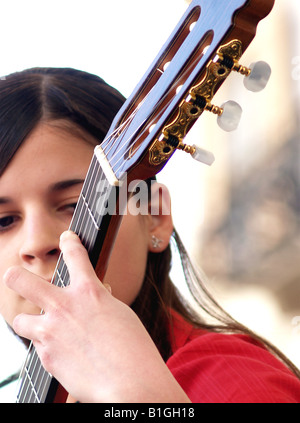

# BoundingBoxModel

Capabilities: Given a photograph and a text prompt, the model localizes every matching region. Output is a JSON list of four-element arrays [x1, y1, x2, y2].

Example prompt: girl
[[1, 67, 300, 402]]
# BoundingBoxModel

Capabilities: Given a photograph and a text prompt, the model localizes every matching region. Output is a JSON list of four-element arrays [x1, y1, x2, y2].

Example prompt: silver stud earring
[[151, 235, 163, 248]]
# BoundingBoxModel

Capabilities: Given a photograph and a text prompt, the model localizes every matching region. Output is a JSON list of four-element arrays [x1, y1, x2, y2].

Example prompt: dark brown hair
[[0, 67, 124, 175], [1, 67, 299, 378]]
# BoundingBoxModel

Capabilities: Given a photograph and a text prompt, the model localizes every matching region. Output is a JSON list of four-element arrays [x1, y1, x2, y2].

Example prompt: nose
[[19, 207, 61, 267]]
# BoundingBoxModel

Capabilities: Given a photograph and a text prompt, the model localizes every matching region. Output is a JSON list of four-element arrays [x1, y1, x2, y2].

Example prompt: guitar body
[[16, 0, 275, 403]]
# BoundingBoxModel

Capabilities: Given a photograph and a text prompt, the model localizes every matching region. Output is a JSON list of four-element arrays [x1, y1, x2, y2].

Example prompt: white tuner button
[[217, 100, 242, 132], [243, 61, 271, 92], [190, 145, 215, 166]]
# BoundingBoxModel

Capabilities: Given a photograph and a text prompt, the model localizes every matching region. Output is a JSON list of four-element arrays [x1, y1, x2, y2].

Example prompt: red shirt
[[166, 312, 300, 403]]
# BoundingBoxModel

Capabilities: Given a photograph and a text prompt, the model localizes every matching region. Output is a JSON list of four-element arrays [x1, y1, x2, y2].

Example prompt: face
[[0, 123, 152, 326]]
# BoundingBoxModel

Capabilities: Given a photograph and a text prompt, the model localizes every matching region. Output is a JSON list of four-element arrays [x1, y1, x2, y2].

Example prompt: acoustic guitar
[[16, 0, 275, 403]]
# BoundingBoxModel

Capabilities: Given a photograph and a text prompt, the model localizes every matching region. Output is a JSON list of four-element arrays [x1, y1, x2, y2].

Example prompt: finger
[[13, 312, 44, 342], [59, 231, 100, 288], [103, 283, 112, 294], [4, 266, 58, 311]]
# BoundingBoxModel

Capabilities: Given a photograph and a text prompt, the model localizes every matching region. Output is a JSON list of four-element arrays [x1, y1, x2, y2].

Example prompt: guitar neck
[[16, 154, 124, 403]]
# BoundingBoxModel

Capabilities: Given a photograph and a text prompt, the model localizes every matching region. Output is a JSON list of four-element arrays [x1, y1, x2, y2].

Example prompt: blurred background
[[0, 0, 299, 401]]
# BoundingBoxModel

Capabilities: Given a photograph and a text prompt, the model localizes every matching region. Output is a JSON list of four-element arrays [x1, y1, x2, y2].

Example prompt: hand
[[4, 231, 190, 403]]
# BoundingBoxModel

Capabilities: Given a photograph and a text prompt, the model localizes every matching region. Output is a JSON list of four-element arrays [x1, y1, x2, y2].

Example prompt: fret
[[69, 155, 113, 246], [56, 267, 69, 288], [51, 255, 70, 288], [17, 347, 34, 402], [24, 365, 41, 403], [25, 350, 42, 403], [37, 370, 52, 403], [81, 193, 101, 231], [17, 346, 56, 403], [17, 347, 45, 403]]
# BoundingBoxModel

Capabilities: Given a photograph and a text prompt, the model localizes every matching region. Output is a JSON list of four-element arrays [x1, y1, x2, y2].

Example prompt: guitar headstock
[[96, 0, 275, 184]]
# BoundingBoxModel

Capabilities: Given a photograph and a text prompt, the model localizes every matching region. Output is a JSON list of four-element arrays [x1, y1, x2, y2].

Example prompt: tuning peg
[[211, 100, 242, 132], [220, 55, 271, 92], [203, 100, 242, 132], [176, 142, 215, 166], [190, 145, 215, 165], [243, 61, 271, 92]]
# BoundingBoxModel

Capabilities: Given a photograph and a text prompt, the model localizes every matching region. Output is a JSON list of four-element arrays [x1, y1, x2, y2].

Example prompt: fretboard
[[16, 153, 120, 403]]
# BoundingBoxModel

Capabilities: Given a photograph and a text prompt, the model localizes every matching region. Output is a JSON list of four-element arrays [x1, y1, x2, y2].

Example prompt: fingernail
[[60, 230, 77, 242]]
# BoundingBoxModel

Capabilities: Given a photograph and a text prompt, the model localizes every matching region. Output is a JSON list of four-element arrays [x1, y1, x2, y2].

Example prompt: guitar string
[[17, 157, 101, 402], [95, 86, 155, 165], [100, 108, 140, 158], [38, 158, 103, 402], [16, 82, 168, 402], [106, 115, 160, 173], [17, 140, 149, 402], [105, 86, 178, 176], [102, 67, 191, 173], [17, 155, 112, 402], [17, 121, 153, 402], [99, 85, 168, 174]]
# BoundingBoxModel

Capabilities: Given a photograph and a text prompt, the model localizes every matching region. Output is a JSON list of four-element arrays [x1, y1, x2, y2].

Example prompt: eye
[[59, 202, 77, 214], [0, 215, 18, 232]]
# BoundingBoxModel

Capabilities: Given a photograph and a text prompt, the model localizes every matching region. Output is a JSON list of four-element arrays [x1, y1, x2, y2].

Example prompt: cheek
[[103, 215, 149, 305]]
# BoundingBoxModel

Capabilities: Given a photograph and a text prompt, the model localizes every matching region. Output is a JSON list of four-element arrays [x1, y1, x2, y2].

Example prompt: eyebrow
[[0, 179, 85, 205], [0, 197, 10, 205], [49, 178, 85, 192]]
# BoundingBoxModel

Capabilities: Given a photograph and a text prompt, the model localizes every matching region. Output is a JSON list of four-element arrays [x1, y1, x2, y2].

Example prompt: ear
[[147, 182, 173, 253]]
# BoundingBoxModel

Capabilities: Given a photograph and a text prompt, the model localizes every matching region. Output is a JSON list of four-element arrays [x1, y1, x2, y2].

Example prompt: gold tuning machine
[[177, 141, 215, 165], [206, 100, 243, 132], [148, 39, 271, 167], [218, 45, 271, 92]]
